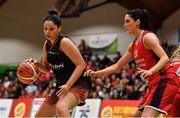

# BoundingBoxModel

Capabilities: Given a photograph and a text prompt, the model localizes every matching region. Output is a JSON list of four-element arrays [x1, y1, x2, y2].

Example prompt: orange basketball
[[16, 62, 39, 84]]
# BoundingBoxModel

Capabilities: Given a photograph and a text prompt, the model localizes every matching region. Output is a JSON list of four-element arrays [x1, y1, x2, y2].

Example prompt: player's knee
[[141, 108, 159, 117], [56, 102, 67, 113]]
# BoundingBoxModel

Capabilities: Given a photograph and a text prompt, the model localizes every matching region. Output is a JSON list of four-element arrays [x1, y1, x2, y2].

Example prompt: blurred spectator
[[3, 76, 11, 89], [3, 39, 171, 101], [128, 61, 137, 75], [161, 40, 178, 58], [78, 39, 92, 62], [113, 51, 122, 63], [100, 88, 110, 99], [91, 91, 99, 99], [0, 79, 5, 98], [99, 54, 112, 69], [112, 90, 120, 99], [25, 84, 38, 98], [19, 89, 27, 98], [86, 60, 93, 71]]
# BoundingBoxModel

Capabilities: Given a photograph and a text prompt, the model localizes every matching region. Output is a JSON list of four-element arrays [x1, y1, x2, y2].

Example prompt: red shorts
[[169, 78, 180, 117], [44, 84, 90, 105], [137, 73, 179, 115]]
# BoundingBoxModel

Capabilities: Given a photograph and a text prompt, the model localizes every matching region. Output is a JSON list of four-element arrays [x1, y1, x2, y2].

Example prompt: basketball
[[16, 61, 39, 84]]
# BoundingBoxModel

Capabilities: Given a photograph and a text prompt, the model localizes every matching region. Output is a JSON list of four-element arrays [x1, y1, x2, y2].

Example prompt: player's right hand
[[23, 58, 38, 64], [83, 69, 96, 77]]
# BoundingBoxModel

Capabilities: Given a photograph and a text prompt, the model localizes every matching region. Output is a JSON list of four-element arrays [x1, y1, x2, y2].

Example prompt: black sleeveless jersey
[[45, 34, 92, 89]]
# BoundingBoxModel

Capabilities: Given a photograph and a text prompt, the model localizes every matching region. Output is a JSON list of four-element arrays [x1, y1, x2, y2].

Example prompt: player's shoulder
[[143, 31, 159, 43], [60, 35, 76, 46], [144, 31, 157, 39], [61, 37, 72, 45]]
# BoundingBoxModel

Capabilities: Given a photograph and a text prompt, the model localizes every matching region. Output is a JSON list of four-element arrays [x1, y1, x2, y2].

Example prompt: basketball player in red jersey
[[169, 47, 180, 117], [84, 9, 179, 117]]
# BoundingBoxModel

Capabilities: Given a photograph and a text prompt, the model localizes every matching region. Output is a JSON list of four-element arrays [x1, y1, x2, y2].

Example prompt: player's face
[[123, 15, 139, 35], [43, 21, 61, 41]]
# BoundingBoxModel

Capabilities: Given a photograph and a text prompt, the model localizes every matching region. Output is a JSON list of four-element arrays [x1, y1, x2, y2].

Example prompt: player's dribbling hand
[[83, 69, 97, 77], [137, 68, 153, 79], [56, 84, 70, 98], [24, 58, 38, 64]]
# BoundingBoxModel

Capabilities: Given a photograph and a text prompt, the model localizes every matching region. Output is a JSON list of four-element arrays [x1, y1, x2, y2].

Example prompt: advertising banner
[[72, 99, 101, 118], [9, 99, 33, 118], [100, 100, 139, 117], [178, 29, 180, 44], [30, 98, 45, 117], [88, 34, 118, 53], [0, 99, 13, 117]]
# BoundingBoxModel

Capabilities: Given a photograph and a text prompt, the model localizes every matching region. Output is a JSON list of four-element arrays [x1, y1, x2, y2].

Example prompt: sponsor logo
[[176, 67, 180, 77], [134, 50, 138, 58], [79, 105, 90, 117], [52, 63, 64, 70], [14, 103, 26, 117], [48, 51, 60, 55], [0, 107, 6, 111], [101, 106, 112, 118]]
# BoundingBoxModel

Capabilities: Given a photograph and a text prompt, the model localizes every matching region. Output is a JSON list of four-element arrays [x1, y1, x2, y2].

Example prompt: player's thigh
[[57, 92, 79, 110], [170, 95, 180, 116], [35, 102, 56, 117]]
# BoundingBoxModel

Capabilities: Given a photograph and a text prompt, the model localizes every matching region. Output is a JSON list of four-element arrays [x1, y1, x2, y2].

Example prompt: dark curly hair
[[43, 10, 61, 27], [127, 9, 150, 31]]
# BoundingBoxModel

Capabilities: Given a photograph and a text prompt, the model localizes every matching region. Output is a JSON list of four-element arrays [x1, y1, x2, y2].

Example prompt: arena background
[[0, 0, 179, 117], [0, 0, 179, 64]]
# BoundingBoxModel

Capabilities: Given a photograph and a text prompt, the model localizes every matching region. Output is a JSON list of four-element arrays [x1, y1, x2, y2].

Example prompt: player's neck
[[135, 30, 143, 39], [135, 30, 144, 44]]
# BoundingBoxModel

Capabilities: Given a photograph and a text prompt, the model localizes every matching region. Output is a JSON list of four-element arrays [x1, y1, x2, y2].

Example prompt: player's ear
[[58, 26, 61, 32], [136, 19, 140, 28], [137, 19, 140, 25]]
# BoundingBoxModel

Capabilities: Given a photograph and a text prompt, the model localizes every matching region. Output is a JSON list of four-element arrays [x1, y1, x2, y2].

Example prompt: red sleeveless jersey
[[133, 31, 179, 115], [132, 30, 176, 82], [132, 30, 159, 70], [171, 60, 180, 78]]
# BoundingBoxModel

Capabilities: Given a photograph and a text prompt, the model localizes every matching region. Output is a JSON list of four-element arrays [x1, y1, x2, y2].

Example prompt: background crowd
[[0, 39, 178, 100]]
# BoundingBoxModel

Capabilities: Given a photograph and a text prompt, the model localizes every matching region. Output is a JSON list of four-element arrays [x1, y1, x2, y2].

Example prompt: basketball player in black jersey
[[26, 10, 92, 117]]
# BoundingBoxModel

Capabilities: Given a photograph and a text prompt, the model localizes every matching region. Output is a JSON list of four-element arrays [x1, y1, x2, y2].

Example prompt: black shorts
[[44, 81, 92, 105]]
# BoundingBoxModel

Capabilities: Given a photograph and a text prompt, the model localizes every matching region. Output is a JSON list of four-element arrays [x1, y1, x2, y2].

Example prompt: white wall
[[63, 3, 131, 54], [0, 1, 131, 64], [0, 0, 179, 64], [0, 0, 55, 64], [159, 9, 180, 44], [0, 39, 42, 64]]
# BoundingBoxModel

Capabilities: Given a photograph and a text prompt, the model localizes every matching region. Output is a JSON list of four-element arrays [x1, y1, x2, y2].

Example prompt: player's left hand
[[137, 68, 153, 79], [56, 84, 71, 98]]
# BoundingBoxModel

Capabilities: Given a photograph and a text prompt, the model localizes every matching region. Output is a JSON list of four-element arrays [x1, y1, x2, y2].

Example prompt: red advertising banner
[[100, 100, 140, 118], [9, 99, 33, 117]]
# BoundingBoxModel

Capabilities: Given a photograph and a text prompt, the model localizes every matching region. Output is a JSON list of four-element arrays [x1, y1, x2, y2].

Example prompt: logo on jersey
[[134, 50, 138, 58], [52, 63, 64, 70], [48, 51, 60, 55], [176, 67, 180, 77], [170, 61, 180, 77]]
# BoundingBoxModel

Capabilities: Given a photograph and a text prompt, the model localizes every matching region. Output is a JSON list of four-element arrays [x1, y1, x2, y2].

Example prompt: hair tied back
[[48, 10, 58, 15], [142, 9, 148, 14]]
